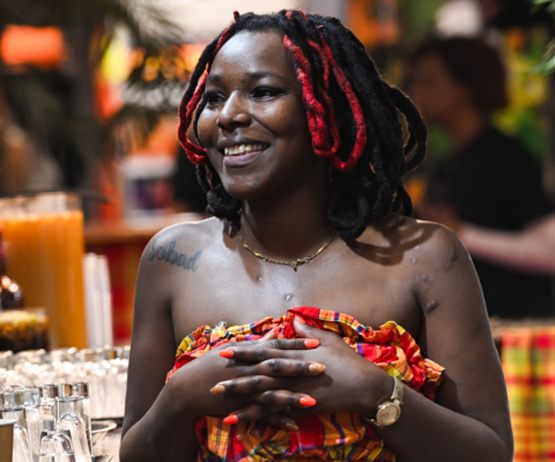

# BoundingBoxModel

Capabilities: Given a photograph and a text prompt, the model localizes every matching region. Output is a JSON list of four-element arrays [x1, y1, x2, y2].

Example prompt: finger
[[256, 390, 317, 409], [211, 365, 323, 394], [218, 338, 319, 361], [254, 358, 326, 377], [213, 330, 276, 358], [260, 327, 279, 341], [293, 316, 328, 342], [211, 376, 286, 394], [223, 393, 317, 424], [260, 414, 299, 432], [222, 404, 273, 425]]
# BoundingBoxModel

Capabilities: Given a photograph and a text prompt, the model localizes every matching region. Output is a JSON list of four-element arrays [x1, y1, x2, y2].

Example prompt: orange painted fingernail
[[305, 339, 319, 348], [219, 349, 234, 359], [299, 396, 317, 407], [223, 414, 239, 425]]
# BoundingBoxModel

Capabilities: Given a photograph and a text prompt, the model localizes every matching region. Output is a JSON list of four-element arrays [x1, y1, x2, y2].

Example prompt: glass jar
[[0, 193, 87, 348]]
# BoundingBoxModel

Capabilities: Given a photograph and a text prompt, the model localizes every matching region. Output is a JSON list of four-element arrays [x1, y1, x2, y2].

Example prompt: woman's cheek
[[196, 111, 215, 148]]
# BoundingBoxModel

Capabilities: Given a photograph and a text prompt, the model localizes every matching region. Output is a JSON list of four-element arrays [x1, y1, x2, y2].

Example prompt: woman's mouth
[[224, 143, 268, 156]]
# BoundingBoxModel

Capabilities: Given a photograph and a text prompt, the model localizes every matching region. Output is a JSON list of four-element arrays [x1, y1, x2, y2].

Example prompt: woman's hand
[[213, 317, 392, 425], [167, 329, 327, 428]]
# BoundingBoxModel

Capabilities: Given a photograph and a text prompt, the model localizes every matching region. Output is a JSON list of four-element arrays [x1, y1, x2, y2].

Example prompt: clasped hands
[[178, 316, 383, 431]]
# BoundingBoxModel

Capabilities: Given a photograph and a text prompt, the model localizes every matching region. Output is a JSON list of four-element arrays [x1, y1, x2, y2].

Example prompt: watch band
[[365, 375, 404, 428], [390, 375, 404, 402]]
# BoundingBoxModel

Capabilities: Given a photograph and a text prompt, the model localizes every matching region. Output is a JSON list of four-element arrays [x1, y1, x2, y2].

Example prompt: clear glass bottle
[[38, 429, 76, 462], [56, 412, 90, 462], [56, 384, 91, 462], [21, 388, 41, 462], [55, 384, 92, 454], [55, 385, 79, 422], [39, 385, 58, 433], [71, 383, 92, 455]]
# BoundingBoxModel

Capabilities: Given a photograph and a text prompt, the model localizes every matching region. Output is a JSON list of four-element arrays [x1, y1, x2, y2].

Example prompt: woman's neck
[[239, 187, 336, 261]]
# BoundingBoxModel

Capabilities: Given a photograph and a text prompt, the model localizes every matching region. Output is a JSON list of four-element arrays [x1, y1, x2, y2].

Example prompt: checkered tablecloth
[[502, 326, 555, 461]]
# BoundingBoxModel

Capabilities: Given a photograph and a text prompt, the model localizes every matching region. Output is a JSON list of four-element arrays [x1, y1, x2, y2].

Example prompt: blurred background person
[[407, 36, 554, 319]]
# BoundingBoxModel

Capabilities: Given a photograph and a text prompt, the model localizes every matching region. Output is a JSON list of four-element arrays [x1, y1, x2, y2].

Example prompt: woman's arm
[[459, 215, 555, 275], [379, 224, 513, 462], [119, 230, 200, 462]]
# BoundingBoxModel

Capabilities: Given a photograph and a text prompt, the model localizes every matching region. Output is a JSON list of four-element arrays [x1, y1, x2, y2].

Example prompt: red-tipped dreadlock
[[176, 20, 238, 165], [283, 10, 367, 172]]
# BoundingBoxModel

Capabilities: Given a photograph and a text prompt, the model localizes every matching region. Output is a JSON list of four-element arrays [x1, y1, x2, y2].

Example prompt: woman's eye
[[204, 91, 225, 106], [252, 87, 284, 99]]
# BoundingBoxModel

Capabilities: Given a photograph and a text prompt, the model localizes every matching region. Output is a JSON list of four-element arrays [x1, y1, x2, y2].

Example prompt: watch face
[[376, 403, 401, 426]]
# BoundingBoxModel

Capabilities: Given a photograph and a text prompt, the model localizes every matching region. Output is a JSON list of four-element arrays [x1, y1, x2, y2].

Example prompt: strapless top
[[167, 307, 445, 462]]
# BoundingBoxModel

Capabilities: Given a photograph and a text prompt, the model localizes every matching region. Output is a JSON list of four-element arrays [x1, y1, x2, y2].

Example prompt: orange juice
[[0, 193, 88, 348]]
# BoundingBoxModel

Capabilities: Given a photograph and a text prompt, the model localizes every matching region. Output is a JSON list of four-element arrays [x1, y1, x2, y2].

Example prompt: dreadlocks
[[177, 9, 427, 240]]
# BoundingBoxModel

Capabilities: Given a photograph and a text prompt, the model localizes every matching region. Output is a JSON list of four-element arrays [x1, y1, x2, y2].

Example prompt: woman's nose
[[216, 93, 251, 130]]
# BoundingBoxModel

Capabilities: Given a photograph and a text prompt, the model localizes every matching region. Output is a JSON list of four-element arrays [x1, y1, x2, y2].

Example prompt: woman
[[120, 11, 512, 462]]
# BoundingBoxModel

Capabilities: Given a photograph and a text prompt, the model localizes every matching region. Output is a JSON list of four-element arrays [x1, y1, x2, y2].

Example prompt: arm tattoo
[[147, 239, 202, 271]]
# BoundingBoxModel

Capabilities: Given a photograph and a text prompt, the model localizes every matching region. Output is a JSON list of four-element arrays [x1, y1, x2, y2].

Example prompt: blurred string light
[[348, 0, 400, 47], [435, 0, 484, 37], [0, 25, 65, 69]]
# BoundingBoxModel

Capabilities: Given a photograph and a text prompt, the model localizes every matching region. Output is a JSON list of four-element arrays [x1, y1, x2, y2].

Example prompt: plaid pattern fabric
[[168, 307, 445, 462], [502, 326, 555, 462]]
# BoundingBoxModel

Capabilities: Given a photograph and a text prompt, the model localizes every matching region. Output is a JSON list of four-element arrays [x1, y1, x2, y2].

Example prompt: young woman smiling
[[120, 10, 513, 462]]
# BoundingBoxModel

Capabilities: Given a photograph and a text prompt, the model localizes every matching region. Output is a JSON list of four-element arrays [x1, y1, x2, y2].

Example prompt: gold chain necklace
[[236, 230, 337, 271]]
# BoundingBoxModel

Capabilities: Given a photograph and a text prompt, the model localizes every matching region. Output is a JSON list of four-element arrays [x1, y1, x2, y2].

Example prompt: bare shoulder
[[357, 212, 470, 271], [135, 217, 223, 309], [402, 217, 471, 271], [371, 214, 481, 310], [141, 216, 223, 264], [147, 216, 223, 247]]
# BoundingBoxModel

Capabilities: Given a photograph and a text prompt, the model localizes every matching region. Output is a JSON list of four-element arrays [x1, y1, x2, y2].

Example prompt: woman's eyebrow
[[206, 71, 288, 85]]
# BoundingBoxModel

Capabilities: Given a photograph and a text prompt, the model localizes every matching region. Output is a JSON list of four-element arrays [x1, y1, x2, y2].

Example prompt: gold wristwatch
[[365, 376, 404, 427]]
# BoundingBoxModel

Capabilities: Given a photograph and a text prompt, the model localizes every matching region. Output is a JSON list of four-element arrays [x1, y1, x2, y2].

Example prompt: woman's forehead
[[209, 30, 296, 80]]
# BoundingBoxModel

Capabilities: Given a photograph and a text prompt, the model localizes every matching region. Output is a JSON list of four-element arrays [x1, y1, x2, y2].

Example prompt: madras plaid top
[[167, 307, 445, 462]]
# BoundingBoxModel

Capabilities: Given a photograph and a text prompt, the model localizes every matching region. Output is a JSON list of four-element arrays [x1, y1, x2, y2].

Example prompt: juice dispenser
[[0, 192, 88, 348]]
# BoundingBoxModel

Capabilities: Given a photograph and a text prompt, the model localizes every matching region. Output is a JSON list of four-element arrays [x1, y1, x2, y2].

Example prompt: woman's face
[[197, 30, 325, 201]]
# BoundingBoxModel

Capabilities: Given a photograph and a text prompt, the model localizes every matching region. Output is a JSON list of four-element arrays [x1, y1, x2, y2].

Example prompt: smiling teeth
[[224, 144, 266, 156]]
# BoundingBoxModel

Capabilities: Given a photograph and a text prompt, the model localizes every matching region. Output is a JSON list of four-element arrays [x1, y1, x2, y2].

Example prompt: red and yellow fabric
[[168, 307, 445, 462], [502, 326, 555, 462]]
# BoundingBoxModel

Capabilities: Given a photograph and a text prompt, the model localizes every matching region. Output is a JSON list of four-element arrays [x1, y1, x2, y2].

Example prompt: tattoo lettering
[[148, 240, 202, 271]]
